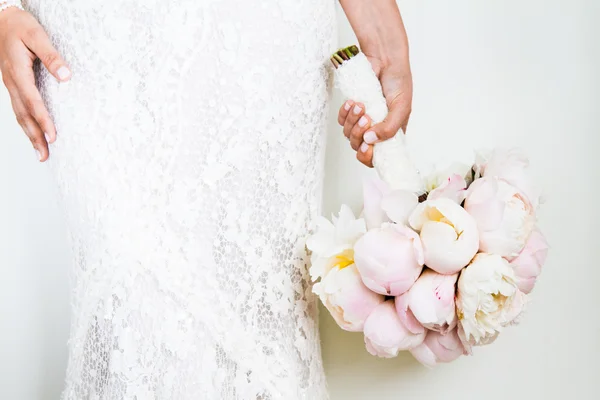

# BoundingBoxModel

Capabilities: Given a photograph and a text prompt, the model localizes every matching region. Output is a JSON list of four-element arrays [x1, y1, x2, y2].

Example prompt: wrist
[[359, 23, 410, 72], [340, 0, 410, 72]]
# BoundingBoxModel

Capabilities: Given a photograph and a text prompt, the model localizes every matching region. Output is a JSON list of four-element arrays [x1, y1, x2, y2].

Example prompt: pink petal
[[394, 293, 425, 335], [428, 174, 467, 204]]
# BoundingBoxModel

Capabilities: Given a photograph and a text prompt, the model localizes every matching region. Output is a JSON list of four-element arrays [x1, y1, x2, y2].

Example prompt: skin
[[0, 7, 70, 162], [339, 0, 413, 167], [0, 3, 411, 164]]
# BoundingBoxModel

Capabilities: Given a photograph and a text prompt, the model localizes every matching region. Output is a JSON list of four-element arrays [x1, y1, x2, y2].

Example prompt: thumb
[[22, 26, 71, 82], [363, 98, 411, 144]]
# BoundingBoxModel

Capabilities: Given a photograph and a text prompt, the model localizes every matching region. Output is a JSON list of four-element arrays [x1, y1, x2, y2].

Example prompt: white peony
[[456, 253, 527, 350], [306, 205, 366, 281]]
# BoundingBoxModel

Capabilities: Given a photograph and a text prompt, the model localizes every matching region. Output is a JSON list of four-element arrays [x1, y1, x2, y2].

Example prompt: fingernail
[[360, 142, 369, 153], [344, 102, 351, 111], [44, 132, 52, 144], [57, 66, 71, 81], [364, 130, 378, 144], [34, 148, 41, 161], [358, 116, 368, 128], [353, 105, 362, 115]]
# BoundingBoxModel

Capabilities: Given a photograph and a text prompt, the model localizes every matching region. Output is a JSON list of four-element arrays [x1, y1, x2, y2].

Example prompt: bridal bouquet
[[306, 46, 548, 367]]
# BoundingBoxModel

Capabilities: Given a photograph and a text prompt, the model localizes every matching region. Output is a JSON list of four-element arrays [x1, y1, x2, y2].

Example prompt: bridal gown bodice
[[24, 0, 337, 398]]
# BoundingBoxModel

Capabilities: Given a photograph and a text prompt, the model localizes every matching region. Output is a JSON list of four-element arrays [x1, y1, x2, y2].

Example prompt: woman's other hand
[[0, 7, 71, 161]]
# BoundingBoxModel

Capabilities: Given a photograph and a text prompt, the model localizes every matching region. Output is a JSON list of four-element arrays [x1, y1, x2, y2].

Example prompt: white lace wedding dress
[[25, 0, 337, 398]]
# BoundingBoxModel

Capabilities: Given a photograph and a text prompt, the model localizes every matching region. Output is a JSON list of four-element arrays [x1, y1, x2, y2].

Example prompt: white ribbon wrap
[[335, 53, 424, 194]]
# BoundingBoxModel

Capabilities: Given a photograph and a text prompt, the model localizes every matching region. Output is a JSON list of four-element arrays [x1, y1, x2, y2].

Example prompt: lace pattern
[[24, 0, 337, 398], [0, 1, 23, 12]]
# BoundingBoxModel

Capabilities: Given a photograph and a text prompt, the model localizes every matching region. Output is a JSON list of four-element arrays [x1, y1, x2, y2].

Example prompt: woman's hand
[[338, 0, 413, 168], [0, 7, 71, 162]]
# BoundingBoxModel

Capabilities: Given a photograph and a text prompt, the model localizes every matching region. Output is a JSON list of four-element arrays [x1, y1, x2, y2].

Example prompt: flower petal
[[362, 175, 392, 230], [428, 173, 467, 204], [381, 190, 419, 225], [394, 293, 425, 335]]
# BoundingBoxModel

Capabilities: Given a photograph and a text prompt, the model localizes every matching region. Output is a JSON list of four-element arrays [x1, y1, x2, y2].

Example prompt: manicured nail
[[57, 66, 71, 81], [358, 116, 368, 128], [364, 130, 378, 144], [353, 105, 362, 115], [34, 148, 41, 161], [344, 102, 351, 111], [360, 142, 369, 153], [44, 132, 51, 143]]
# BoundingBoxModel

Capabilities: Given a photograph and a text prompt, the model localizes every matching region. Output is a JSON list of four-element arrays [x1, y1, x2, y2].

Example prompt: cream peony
[[456, 253, 527, 348], [464, 177, 536, 260], [410, 329, 465, 368], [397, 269, 458, 334], [313, 264, 385, 332], [510, 229, 549, 294], [306, 204, 366, 281], [353, 223, 424, 296], [409, 198, 479, 274], [364, 300, 425, 358]]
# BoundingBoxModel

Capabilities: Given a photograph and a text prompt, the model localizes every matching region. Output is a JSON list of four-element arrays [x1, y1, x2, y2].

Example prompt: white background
[[1, 1, 599, 399]]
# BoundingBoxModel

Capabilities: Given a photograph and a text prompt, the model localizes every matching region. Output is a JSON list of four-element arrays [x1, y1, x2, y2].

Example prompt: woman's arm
[[0, 5, 71, 162], [337, 0, 413, 167]]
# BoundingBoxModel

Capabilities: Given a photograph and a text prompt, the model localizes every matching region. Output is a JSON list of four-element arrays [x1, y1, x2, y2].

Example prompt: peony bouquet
[[306, 46, 548, 367]]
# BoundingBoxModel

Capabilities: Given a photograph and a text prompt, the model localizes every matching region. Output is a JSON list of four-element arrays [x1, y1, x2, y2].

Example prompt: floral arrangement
[[306, 46, 548, 367]]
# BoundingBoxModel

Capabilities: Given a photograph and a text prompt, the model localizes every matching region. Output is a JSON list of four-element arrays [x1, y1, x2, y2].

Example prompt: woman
[[0, 0, 412, 398]]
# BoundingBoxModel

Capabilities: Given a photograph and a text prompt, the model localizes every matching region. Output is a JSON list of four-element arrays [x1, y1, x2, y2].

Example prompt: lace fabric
[[0, 1, 23, 12], [24, 0, 337, 398]]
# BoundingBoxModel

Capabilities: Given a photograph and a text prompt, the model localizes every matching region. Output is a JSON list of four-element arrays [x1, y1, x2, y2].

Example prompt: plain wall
[[1, 1, 599, 399]]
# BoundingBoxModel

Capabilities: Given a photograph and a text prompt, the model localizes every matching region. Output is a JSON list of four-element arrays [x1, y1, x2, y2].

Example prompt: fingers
[[343, 102, 364, 140], [357, 142, 374, 168], [338, 98, 373, 166], [362, 100, 411, 145], [337, 100, 353, 126], [349, 113, 371, 151], [8, 66, 57, 144], [338, 96, 410, 167], [0, 9, 66, 163], [22, 25, 71, 81], [9, 87, 49, 162]]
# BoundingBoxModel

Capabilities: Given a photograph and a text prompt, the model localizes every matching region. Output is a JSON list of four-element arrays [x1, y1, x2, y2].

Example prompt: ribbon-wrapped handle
[[333, 50, 424, 194]]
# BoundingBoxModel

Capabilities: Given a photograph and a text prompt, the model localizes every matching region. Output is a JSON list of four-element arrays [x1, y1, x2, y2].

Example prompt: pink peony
[[364, 300, 425, 358], [410, 329, 465, 368], [313, 264, 385, 332], [353, 223, 424, 296], [477, 148, 538, 207], [510, 229, 549, 293], [396, 269, 458, 334], [464, 177, 536, 260], [427, 173, 468, 204]]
